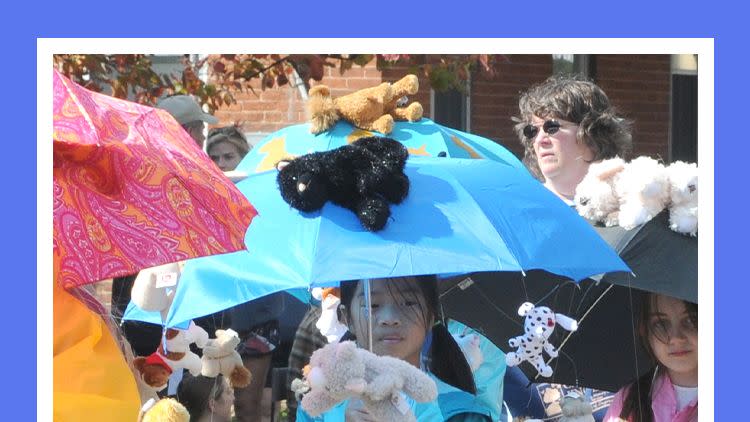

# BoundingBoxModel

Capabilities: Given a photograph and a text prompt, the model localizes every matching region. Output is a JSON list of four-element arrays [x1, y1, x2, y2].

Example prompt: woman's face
[[530, 115, 593, 185], [208, 140, 243, 171], [647, 295, 698, 386], [348, 278, 432, 367], [209, 377, 235, 421]]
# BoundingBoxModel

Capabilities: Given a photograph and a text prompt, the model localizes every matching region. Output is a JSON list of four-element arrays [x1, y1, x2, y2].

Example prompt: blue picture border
[[14, 2, 734, 419]]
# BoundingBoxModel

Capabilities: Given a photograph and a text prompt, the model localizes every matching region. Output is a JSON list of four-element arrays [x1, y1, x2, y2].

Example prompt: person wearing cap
[[157, 95, 218, 148]]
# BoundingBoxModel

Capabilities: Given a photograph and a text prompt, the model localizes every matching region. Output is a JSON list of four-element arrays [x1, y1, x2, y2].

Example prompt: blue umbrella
[[126, 156, 629, 328], [237, 119, 527, 175]]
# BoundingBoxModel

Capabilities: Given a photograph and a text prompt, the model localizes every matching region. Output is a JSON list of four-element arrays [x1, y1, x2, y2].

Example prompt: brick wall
[[213, 55, 672, 161], [595, 55, 672, 160]]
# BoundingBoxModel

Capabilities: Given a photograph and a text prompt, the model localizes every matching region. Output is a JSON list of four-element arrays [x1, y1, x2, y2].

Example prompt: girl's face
[[209, 377, 235, 421], [208, 140, 243, 171], [347, 278, 432, 367], [647, 294, 698, 386]]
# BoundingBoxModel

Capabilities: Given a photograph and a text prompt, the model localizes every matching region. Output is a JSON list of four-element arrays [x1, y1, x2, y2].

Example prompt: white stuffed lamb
[[574, 156, 626, 226], [615, 156, 671, 230]]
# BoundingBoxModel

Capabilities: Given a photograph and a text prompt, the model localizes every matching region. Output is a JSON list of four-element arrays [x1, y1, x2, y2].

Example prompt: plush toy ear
[[555, 313, 579, 332], [597, 164, 625, 181], [276, 160, 291, 171], [517, 302, 535, 317]]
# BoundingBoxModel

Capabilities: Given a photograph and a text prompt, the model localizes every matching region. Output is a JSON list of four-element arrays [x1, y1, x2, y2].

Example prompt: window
[[670, 55, 698, 163], [431, 79, 470, 131], [552, 54, 593, 78]]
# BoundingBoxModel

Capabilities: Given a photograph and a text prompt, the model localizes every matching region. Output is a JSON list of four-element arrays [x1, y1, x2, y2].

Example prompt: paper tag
[[155, 271, 178, 288], [391, 392, 410, 415], [458, 278, 474, 290]]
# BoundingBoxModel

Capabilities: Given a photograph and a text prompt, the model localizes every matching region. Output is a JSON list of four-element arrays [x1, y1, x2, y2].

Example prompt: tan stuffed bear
[[201, 328, 252, 388], [296, 341, 437, 422], [307, 74, 423, 135]]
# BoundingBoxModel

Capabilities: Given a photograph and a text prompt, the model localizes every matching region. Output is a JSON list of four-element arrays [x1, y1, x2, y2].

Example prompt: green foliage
[[54, 54, 504, 111]]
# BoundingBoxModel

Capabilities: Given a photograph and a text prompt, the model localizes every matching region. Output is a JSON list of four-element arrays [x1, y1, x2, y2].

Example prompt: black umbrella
[[439, 211, 697, 392]]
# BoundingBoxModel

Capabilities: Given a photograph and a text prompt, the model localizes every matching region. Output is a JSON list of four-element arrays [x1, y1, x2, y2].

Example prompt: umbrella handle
[[364, 278, 373, 352]]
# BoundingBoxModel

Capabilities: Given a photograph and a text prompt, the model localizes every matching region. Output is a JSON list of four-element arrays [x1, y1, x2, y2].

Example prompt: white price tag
[[155, 271, 178, 288], [391, 392, 410, 415]]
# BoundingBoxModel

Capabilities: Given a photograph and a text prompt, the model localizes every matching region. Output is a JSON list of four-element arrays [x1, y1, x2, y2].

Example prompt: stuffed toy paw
[[276, 136, 409, 231], [505, 302, 578, 378], [307, 74, 422, 135], [666, 160, 698, 236], [297, 341, 437, 422], [201, 328, 252, 388]]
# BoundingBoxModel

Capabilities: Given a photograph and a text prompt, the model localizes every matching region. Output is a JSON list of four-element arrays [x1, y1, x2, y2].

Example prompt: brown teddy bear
[[307, 74, 423, 135]]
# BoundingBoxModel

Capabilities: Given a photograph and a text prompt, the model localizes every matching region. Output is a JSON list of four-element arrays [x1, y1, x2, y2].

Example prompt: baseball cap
[[156, 95, 218, 125]]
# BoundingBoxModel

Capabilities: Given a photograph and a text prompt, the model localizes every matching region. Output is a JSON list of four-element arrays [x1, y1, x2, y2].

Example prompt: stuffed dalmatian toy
[[505, 302, 578, 378]]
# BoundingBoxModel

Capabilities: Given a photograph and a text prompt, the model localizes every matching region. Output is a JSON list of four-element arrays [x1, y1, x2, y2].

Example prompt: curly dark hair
[[514, 74, 632, 180]]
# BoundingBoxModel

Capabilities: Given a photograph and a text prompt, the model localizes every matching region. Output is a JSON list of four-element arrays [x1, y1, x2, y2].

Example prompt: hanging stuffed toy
[[313, 287, 349, 343], [293, 341, 437, 422], [276, 136, 409, 231], [505, 302, 578, 378], [307, 74, 423, 135], [201, 328, 253, 388], [130, 262, 209, 391]]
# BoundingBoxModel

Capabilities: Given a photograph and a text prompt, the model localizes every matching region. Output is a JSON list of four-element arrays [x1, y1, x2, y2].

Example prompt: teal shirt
[[295, 373, 491, 422], [447, 319, 507, 422]]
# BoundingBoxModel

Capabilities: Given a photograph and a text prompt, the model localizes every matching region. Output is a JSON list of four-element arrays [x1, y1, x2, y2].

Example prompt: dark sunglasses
[[523, 119, 568, 140]]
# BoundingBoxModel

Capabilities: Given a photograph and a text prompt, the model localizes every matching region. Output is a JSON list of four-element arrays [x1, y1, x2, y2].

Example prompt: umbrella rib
[[535, 282, 615, 382]]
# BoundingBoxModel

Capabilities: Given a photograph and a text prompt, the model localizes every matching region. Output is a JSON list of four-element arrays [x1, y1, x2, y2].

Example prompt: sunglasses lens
[[523, 125, 539, 139], [543, 120, 562, 135]]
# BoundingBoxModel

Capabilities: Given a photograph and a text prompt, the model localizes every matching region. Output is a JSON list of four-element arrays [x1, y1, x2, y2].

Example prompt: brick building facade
[[213, 54, 696, 165]]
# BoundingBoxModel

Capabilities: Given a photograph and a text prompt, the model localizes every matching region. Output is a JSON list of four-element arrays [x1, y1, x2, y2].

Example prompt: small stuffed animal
[[131, 263, 209, 388], [201, 328, 252, 388], [133, 352, 173, 392], [615, 156, 671, 230], [138, 397, 190, 422], [307, 74, 423, 135], [313, 287, 349, 343], [574, 157, 625, 226], [505, 302, 578, 378], [297, 341, 438, 422], [276, 136, 409, 231], [559, 392, 595, 422], [452, 331, 484, 372], [665, 160, 698, 236]]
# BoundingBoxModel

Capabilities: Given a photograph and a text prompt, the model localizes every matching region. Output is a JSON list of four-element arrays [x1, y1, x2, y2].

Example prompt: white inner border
[[38, 38, 714, 422]]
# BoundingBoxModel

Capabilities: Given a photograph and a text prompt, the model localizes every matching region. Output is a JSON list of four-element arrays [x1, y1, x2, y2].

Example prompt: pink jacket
[[603, 372, 697, 422]]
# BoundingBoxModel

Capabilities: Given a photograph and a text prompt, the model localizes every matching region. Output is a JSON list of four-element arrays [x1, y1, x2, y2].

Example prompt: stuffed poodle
[[505, 302, 578, 378], [297, 341, 437, 422], [307, 74, 423, 135], [201, 328, 252, 388], [276, 136, 409, 231], [666, 160, 698, 236]]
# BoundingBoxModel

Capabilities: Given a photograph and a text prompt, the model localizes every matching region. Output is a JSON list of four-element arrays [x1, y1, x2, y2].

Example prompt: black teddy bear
[[276, 136, 410, 231]]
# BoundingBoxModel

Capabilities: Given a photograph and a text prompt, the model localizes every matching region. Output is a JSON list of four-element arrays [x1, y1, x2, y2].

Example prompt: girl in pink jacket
[[604, 293, 698, 422]]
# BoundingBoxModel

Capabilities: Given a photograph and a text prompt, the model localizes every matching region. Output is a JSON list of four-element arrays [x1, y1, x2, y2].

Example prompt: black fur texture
[[276, 136, 409, 231]]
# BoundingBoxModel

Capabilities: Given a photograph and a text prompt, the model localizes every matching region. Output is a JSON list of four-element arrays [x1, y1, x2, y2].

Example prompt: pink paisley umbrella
[[52, 69, 257, 288]]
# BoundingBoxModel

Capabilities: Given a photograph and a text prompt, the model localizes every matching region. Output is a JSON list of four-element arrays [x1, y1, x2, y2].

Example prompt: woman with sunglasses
[[515, 74, 632, 204], [603, 292, 698, 422]]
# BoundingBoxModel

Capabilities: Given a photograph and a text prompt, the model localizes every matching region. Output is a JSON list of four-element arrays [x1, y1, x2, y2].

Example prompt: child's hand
[[345, 399, 378, 422]]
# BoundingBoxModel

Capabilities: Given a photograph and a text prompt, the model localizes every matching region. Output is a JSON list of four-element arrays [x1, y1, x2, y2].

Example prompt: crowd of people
[[123, 74, 698, 422]]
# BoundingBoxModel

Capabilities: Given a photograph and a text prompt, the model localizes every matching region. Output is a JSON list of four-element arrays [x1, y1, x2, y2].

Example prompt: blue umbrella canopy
[[237, 119, 527, 174], [126, 156, 629, 328]]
